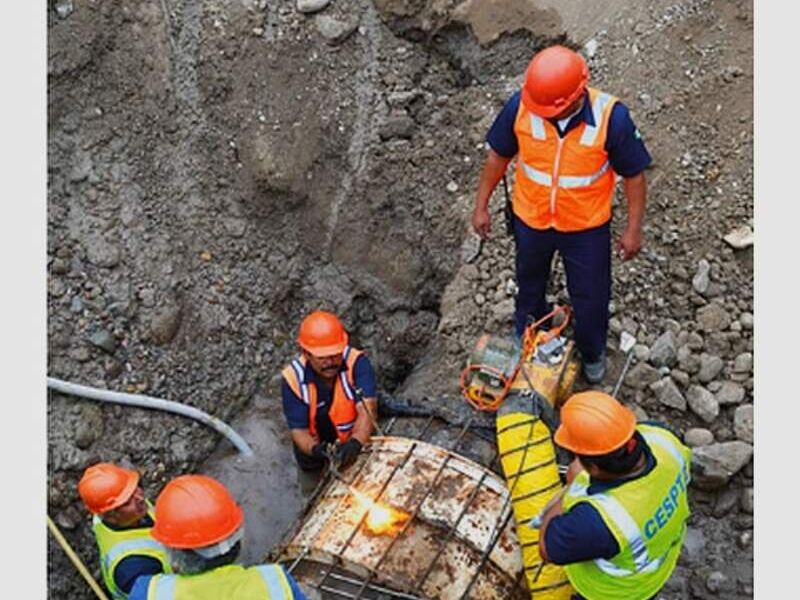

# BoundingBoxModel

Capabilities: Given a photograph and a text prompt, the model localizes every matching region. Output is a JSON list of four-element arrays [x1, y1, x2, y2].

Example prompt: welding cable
[[47, 377, 254, 457], [47, 515, 111, 600]]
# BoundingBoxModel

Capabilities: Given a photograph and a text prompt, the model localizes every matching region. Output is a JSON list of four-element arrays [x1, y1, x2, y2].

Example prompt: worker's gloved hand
[[335, 438, 362, 468], [311, 442, 334, 461]]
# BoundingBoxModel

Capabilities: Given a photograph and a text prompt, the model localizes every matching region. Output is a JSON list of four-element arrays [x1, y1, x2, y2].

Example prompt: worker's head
[[151, 475, 245, 574], [78, 462, 148, 527], [554, 391, 641, 477], [297, 310, 348, 378], [522, 45, 589, 119]]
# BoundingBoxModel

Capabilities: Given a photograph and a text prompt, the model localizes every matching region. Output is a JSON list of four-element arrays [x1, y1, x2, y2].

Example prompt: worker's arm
[[538, 488, 568, 562], [351, 397, 377, 445], [282, 380, 322, 456], [290, 428, 319, 456], [471, 149, 512, 239], [617, 172, 647, 261], [539, 459, 584, 562]]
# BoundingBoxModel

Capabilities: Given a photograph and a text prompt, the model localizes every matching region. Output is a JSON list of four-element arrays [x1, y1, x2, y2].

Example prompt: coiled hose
[[496, 397, 573, 598], [47, 377, 254, 456]]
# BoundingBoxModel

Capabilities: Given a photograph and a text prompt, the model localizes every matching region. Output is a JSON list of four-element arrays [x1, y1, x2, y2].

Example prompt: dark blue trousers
[[513, 216, 611, 363]]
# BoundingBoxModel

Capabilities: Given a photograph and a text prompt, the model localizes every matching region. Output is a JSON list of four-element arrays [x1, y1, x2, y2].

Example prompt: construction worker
[[471, 45, 652, 383], [281, 310, 377, 471], [78, 462, 171, 599], [537, 392, 691, 599], [128, 474, 306, 599]]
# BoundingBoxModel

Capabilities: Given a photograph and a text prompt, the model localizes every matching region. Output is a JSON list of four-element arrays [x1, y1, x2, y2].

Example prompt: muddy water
[[198, 399, 320, 565]]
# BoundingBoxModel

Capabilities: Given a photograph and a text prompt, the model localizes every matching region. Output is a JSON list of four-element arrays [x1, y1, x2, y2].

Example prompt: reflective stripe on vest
[[103, 539, 167, 575], [521, 160, 611, 189], [290, 359, 311, 406], [580, 92, 615, 146], [152, 576, 176, 600], [256, 564, 292, 598], [529, 113, 546, 140]]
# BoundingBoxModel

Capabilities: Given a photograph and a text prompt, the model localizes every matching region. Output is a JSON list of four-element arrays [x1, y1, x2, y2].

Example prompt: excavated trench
[[48, 1, 754, 598], [46, 1, 557, 596]]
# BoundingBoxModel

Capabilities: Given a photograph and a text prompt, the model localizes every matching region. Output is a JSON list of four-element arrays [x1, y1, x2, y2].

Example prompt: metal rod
[[356, 387, 385, 436], [612, 350, 635, 399]]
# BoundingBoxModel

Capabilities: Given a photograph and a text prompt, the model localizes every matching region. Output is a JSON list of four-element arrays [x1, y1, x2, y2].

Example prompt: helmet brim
[[521, 84, 586, 119], [102, 470, 140, 514], [299, 336, 348, 358]]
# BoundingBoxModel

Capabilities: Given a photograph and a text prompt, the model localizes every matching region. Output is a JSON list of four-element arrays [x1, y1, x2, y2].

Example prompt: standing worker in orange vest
[[472, 45, 652, 383], [281, 310, 378, 471]]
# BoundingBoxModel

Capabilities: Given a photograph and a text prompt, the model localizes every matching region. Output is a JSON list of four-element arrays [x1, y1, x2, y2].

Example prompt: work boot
[[582, 353, 607, 384]]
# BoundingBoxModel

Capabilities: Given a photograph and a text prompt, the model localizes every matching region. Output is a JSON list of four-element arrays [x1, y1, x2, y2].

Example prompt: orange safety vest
[[281, 345, 364, 442], [512, 86, 619, 232]]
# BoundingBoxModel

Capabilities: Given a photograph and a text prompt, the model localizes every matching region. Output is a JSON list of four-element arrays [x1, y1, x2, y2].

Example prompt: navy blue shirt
[[486, 90, 652, 177], [544, 422, 676, 567], [129, 565, 308, 600], [282, 354, 376, 442]]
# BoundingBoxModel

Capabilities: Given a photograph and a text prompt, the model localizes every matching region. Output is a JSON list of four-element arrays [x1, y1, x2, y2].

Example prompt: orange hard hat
[[151, 475, 244, 549], [554, 391, 637, 455], [78, 463, 140, 515], [521, 46, 589, 118], [297, 310, 348, 357]]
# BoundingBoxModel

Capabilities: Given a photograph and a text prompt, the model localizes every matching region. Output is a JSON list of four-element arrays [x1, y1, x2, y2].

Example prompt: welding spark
[[349, 487, 409, 535]]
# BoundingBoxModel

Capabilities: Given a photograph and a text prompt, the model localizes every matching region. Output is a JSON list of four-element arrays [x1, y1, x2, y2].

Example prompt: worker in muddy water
[[78, 462, 171, 599], [129, 474, 307, 599], [280, 309, 377, 474], [471, 45, 651, 384], [537, 391, 691, 600]]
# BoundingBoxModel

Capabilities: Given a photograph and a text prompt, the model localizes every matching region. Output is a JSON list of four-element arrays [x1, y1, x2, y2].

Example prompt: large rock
[[686, 385, 719, 423], [88, 329, 117, 354], [648, 331, 677, 367], [716, 381, 745, 405], [733, 352, 753, 374], [315, 14, 359, 44], [297, 0, 331, 14], [151, 305, 183, 345], [625, 362, 661, 390], [85, 235, 121, 268], [692, 259, 711, 294], [734, 404, 754, 443], [677, 346, 701, 373], [681, 527, 706, 565], [697, 353, 725, 383], [723, 225, 754, 249], [691, 441, 753, 490], [684, 428, 714, 447], [696, 303, 731, 332], [651, 377, 686, 410], [741, 487, 754, 513]]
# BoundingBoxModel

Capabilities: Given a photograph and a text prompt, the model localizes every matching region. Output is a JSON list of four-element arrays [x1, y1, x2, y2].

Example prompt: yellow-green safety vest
[[145, 564, 295, 600], [92, 503, 171, 599], [562, 424, 692, 600]]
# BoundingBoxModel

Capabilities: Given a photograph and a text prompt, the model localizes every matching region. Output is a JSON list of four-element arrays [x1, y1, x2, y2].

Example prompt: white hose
[[47, 377, 254, 457]]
